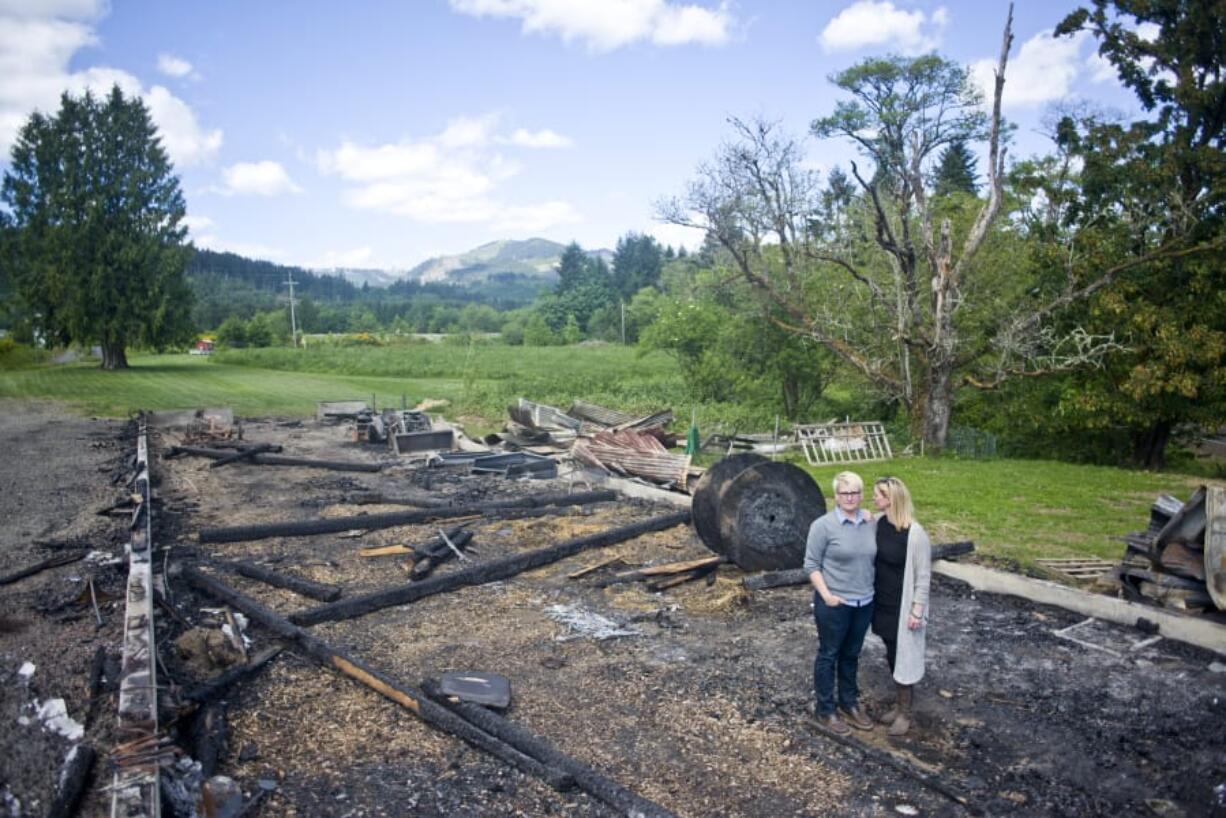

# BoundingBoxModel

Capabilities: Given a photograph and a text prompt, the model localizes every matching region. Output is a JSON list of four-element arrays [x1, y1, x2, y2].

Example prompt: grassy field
[[0, 347, 1208, 572]]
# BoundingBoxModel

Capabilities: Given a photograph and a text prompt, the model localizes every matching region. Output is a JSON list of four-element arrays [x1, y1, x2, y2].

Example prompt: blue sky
[[0, 0, 1146, 271]]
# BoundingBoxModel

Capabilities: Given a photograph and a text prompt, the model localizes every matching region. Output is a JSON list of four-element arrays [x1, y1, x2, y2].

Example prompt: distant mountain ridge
[[401, 238, 613, 287]]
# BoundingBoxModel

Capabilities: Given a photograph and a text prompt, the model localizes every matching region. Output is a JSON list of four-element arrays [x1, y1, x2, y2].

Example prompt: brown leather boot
[[839, 705, 874, 731], [878, 684, 902, 724], [887, 685, 913, 736]]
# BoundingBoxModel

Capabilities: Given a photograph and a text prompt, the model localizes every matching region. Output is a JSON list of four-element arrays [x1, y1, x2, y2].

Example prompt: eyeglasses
[[836, 491, 861, 497]]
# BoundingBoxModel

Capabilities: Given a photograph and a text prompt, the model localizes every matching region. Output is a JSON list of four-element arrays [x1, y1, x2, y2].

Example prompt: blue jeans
[[813, 593, 874, 716]]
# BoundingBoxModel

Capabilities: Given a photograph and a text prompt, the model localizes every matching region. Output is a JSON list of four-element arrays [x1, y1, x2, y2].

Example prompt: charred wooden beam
[[208, 443, 275, 469], [410, 529, 475, 581], [198, 490, 617, 544], [189, 701, 228, 777], [422, 678, 676, 818], [743, 541, 976, 591], [291, 510, 692, 626], [180, 566, 574, 791], [594, 556, 723, 588], [181, 645, 283, 705], [170, 445, 380, 473], [345, 490, 450, 508], [46, 744, 96, 818], [0, 551, 86, 585], [646, 562, 720, 592], [214, 560, 343, 602]]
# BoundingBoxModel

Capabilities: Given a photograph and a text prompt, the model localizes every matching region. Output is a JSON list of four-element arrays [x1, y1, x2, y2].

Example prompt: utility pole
[[620, 300, 626, 345], [285, 273, 299, 348]]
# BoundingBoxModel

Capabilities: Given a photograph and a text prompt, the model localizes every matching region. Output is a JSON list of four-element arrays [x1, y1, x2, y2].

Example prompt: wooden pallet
[[1035, 558, 1115, 582]]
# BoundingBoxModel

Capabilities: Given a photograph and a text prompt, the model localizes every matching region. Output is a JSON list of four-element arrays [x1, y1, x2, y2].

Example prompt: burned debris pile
[[1119, 486, 1225, 613]]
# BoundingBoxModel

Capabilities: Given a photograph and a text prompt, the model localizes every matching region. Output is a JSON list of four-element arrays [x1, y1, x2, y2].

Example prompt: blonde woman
[[870, 476, 931, 736], [804, 470, 877, 735]]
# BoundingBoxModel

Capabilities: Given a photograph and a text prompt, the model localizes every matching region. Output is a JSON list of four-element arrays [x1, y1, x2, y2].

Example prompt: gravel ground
[[0, 401, 1223, 817]]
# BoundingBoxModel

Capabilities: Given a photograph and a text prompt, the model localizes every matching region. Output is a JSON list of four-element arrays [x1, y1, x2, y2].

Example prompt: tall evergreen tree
[[933, 140, 979, 196], [611, 232, 663, 299], [2, 86, 193, 368]]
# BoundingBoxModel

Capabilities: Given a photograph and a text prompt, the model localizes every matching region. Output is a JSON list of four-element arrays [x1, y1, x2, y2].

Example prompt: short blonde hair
[[874, 476, 915, 529], [833, 471, 863, 497]]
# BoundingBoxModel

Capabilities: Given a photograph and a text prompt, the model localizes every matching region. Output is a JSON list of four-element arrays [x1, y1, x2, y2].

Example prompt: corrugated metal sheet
[[573, 438, 691, 488]]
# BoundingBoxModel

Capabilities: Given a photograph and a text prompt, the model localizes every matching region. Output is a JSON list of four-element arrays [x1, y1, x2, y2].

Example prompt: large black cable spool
[[691, 453, 768, 557], [697, 458, 826, 571]]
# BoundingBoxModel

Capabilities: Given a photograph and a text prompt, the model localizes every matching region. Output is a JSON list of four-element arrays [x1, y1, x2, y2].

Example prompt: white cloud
[[504, 127, 573, 148], [971, 29, 1086, 109], [0, 5, 222, 166], [193, 233, 286, 260], [649, 220, 706, 252], [448, 0, 733, 52], [219, 161, 301, 196], [310, 247, 375, 268], [145, 86, 222, 166], [819, 1, 947, 55], [157, 53, 193, 78], [182, 214, 214, 234], [319, 116, 579, 232], [493, 200, 580, 232]]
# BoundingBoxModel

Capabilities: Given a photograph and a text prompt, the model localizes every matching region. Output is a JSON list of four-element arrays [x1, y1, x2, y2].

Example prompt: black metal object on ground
[[438, 671, 512, 709], [692, 455, 825, 571]]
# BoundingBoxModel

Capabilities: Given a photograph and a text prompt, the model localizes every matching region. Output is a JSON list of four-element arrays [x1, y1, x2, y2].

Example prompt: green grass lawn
[[0, 349, 1206, 573]]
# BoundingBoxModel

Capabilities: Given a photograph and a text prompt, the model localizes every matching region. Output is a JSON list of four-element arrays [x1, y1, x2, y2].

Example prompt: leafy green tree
[[611, 233, 664, 299], [216, 315, 248, 348], [523, 313, 560, 346], [349, 308, 380, 333], [1036, 0, 1226, 467], [295, 296, 319, 334], [1, 86, 194, 368], [561, 315, 582, 345], [933, 140, 978, 196]]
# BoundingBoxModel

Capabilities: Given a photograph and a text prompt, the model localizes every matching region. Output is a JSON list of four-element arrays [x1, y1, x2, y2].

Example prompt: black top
[[874, 517, 909, 611]]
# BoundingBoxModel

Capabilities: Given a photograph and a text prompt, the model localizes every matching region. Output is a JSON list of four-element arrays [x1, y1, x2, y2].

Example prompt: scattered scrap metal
[[1120, 486, 1225, 613]]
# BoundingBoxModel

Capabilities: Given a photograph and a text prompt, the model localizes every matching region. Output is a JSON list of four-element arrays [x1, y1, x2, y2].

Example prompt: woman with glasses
[[870, 476, 932, 736], [803, 470, 877, 735]]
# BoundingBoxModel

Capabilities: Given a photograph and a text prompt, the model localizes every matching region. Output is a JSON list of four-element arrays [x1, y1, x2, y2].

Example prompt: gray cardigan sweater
[[893, 522, 932, 685]]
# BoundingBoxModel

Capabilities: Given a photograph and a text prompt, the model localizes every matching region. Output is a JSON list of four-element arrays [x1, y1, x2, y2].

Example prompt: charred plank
[[208, 443, 275, 469], [45, 744, 96, 818], [291, 510, 692, 626], [214, 560, 343, 602], [0, 551, 86, 586], [198, 490, 616, 544], [422, 678, 675, 818], [171, 445, 380, 473], [180, 566, 574, 792], [181, 645, 283, 706]]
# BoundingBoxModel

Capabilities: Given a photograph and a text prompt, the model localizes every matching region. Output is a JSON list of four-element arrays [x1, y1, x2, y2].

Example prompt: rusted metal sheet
[[509, 398, 581, 434], [111, 415, 160, 818], [1206, 485, 1226, 610], [568, 400, 635, 427], [572, 437, 691, 489]]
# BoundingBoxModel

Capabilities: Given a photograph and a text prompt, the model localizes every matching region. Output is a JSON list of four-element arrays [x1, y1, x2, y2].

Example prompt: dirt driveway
[[0, 401, 1223, 817]]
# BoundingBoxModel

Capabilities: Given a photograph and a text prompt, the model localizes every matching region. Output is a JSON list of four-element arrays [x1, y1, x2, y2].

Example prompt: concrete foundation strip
[[934, 561, 1226, 656], [111, 414, 161, 817]]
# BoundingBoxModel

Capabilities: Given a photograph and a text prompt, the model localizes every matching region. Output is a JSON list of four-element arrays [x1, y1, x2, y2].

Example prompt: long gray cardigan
[[893, 522, 932, 685]]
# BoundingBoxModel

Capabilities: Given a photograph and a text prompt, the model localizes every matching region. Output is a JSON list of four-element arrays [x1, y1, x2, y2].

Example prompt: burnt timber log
[[214, 560, 343, 602], [593, 556, 724, 588], [189, 702, 228, 777], [743, 541, 976, 591], [198, 489, 617, 544], [45, 744, 96, 818], [180, 566, 574, 791], [0, 551, 87, 585], [422, 679, 676, 818], [410, 529, 474, 581], [693, 457, 826, 571], [291, 510, 692, 626], [208, 443, 275, 469], [346, 490, 450, 508], [169, 445, 380, 473], [181, 644, 283, 705]]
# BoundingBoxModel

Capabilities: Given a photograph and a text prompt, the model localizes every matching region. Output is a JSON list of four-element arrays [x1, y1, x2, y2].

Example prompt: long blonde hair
[[875, 476, 915, 530]]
